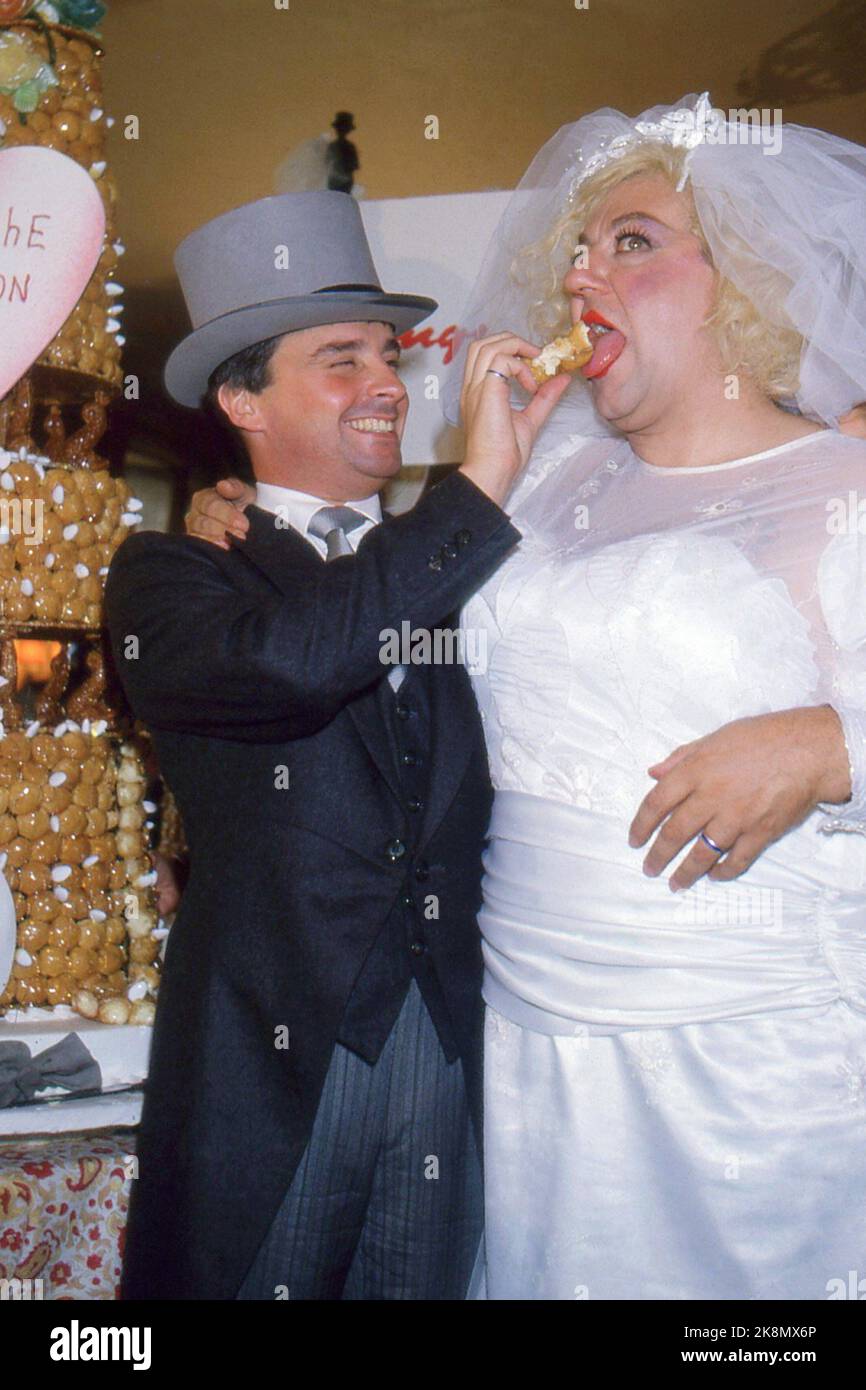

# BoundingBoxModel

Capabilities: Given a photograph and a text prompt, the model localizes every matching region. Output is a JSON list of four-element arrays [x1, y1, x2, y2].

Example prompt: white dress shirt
[[254, 479, 405, 691], [254, 479, 382, 558]]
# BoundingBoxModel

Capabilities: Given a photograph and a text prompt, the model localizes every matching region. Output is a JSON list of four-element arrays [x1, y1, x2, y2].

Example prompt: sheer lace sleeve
[[503, 433, 604, 516]]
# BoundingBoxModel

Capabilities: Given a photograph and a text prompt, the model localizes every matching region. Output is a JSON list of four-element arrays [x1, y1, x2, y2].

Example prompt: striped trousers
[[236, 980, 483, 1300]]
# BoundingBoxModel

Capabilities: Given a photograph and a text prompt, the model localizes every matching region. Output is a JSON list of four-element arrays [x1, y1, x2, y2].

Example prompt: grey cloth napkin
[[0, 1033, 102, 1108]]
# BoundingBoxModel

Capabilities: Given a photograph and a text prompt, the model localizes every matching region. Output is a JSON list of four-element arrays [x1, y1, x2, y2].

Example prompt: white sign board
[[360, 190, 510, 467]]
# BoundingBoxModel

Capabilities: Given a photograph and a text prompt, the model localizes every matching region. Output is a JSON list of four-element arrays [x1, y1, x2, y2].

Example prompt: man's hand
[[628, 706, 851, 891], [152, 850, 186, 918], [459, 331, 572, 505], [184, 477, 256, 550]]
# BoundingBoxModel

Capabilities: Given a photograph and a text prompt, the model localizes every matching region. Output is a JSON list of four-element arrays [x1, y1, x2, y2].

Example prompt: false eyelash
[[615, 224, 653, 248]]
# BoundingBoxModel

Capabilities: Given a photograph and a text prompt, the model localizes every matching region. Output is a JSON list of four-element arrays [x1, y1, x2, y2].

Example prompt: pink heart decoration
[[0, 145, 106, 398]]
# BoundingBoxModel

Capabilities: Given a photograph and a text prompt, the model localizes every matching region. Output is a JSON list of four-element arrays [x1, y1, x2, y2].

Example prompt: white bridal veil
[[441, 92, 866, 448]]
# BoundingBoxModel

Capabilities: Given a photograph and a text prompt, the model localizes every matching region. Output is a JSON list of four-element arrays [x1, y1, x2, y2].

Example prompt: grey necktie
[[308, 503, 406, 692], [308, 505, 369, 560]]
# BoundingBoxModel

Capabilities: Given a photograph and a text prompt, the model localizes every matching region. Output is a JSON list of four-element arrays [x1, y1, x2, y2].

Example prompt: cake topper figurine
[[0, 636, 19, 729], [62, 389, 110, 469], [67, 642, 111, 723], [326, 110, 359, 194], [33, 639, 69, 726]]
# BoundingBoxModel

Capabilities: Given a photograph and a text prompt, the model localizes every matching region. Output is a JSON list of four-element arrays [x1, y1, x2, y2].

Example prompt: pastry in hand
[[528, 321, 593, 384]]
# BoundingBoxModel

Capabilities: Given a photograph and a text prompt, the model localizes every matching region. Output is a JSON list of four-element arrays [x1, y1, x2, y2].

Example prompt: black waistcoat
[[336, 659, 459, 1062]]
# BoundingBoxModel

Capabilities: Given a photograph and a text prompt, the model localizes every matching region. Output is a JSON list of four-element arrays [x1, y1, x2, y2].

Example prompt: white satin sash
[[479, 790, 866, 1035]]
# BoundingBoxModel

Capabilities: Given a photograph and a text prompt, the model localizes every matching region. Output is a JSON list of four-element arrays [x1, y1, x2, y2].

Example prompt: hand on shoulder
[[184, 477, 255, 550]]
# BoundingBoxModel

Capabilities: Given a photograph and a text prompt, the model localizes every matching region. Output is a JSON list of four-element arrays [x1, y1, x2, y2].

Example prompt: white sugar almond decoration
[[129, 999, 156, 1025], [99, 997, 130, 1025], [75, 990, 99, 1020]]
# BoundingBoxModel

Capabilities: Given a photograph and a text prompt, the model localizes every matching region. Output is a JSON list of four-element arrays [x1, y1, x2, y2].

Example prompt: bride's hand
[[628, 706, 849, 890], [458, 332, 573, 503]]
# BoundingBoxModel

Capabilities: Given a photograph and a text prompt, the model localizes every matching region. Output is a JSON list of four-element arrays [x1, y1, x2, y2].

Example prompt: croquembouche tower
[[0, 2, 163, 1030]]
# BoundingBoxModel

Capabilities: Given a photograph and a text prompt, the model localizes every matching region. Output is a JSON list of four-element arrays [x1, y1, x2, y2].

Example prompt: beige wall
[[101, 0, 866, 290]]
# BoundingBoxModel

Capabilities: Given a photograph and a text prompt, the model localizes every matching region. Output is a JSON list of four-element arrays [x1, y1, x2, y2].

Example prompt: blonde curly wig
[[512, 141, 803, 401]]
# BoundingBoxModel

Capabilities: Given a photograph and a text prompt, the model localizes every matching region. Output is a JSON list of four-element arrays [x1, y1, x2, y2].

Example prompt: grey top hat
[[164, 190, 437, 407]]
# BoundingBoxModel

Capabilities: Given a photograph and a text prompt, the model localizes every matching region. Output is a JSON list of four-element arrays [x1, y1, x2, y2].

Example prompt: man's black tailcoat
[[104, 472, 519, 1299]]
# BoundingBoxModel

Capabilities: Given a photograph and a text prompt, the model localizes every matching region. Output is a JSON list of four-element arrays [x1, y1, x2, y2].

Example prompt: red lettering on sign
[[398, 322, 489, 366]]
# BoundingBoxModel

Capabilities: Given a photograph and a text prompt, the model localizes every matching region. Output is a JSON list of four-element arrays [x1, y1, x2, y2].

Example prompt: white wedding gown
[[462, 428, 866, 1300]]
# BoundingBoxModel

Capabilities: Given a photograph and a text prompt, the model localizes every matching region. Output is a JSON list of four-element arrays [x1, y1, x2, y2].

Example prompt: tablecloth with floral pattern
[[0, 1127, 136, 1299]]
